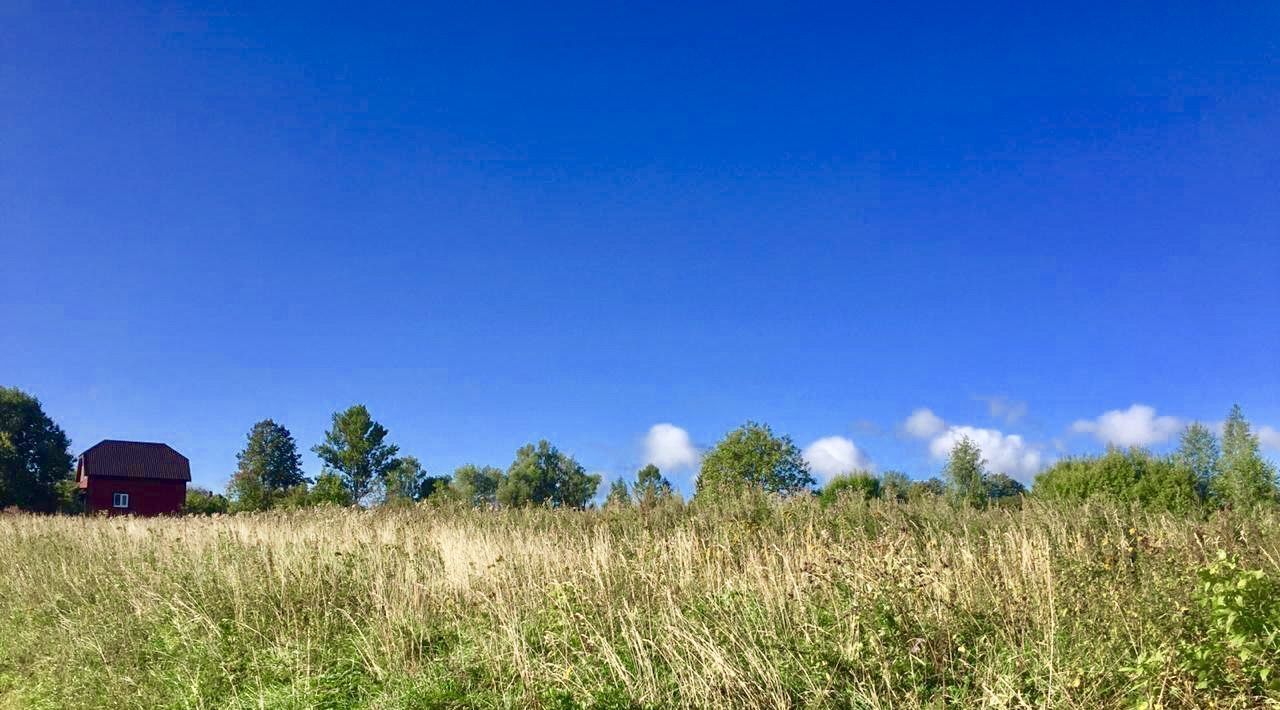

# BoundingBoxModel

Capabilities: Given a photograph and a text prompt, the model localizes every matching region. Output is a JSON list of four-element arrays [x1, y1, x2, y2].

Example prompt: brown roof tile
[[80, 440, 191, 482]]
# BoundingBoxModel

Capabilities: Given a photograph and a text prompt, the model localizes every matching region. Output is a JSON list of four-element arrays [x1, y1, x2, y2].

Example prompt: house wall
[[85, 477, 186, 516]]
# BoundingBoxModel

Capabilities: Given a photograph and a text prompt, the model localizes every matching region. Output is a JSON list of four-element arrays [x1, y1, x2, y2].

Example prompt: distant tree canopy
[[879, 471, 912, 502], [497, 440, 600, 508], [632, 464, 675, 509], [184, 487, 229, 515], [384, 455, 431, 504], [1213, 405, 1279, 509], [984, 472, 1026, 501], [10, 383, 1268, 517], [450, 464, 504, 507], [313, 405, 401, 504], [944, 436, 988, 508], [236, 419, 307, 492], [1031, 448, 1200, 513], [605, 478, 631, 508], [0, 387, 73, 512], [1177, 422, 1220, 496], [1029, 405, 1278, 513], [308, 471, 354, 507], [695, 421, 814, 499], [819, 471, 880, 505]]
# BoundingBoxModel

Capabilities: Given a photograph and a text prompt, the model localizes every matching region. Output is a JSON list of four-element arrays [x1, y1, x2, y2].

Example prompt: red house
[[77, 440, 191, 516]]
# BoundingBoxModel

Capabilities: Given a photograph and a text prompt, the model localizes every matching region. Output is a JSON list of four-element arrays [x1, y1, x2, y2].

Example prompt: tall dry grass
[[1, 498, 1277, 708]]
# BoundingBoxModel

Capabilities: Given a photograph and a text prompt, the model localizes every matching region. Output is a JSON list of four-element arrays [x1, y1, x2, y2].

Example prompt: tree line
[[3, 385, 1277, 515], [190, 405, 1280, 515]]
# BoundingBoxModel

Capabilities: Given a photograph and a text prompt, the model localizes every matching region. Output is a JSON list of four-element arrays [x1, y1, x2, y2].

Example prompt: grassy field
[[2, 499, 1278, 709]]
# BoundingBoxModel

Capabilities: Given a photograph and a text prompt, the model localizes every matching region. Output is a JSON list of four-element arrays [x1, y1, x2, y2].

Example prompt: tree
[[235, 419, 307, 495], [312, 405, 401, 505], [605, 478, 631, 508], [497, 440, 600, 508], [226, 468, 273, 512], [944, 436, 988, 508], [879, 470, 911, 502], [184, 487, 229, 515], [632, 464, 674, 509], [0, 387, 74, 512], [451, 464, 504, 507], [819, 471, 880, 505], [308, 471, 353, 507], [55, 479, 84, 514], [695, 421, 814, 499], [984, 473, 1026, 501], [908, 477, 946, 501], [418, 475, 452, 500], [1212, 405, 1279, 509], [1177, 422, 1220, 497], [1031, 448, 1201, 512], [382, 457, 450, 503], [384, 455, 426, 504]]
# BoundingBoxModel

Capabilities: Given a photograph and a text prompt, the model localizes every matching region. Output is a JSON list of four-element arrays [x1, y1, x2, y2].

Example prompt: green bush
[[1032, 448, 1202, 512], [1180, 553, 1280, 695], [183, 488, 229, 515], [819, 472, 880, 505]]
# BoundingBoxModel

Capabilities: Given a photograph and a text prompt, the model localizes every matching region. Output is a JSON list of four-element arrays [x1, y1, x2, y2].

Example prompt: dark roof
[[80, 440, 191, 482]]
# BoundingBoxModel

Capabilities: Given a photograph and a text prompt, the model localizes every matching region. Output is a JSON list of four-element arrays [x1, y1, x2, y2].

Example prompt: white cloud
[[1259, 425, 1280, 452], [803, 436, 874, 482], [980, 395, 1028, 425], [928, 425, 1045, 480], [904, 408, 946, 439], [904, 408, 1046, 480], [643, 423, 699, 470], [1071, 404, 1181, 448]]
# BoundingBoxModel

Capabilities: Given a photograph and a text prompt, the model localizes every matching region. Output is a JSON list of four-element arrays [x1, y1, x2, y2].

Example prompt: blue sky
[[4, 1, 1278, 494]]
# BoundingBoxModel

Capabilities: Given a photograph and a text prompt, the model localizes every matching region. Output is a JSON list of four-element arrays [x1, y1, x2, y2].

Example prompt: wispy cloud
[[1259, 425, 1280, 452], [977, 395, 1028, 425]]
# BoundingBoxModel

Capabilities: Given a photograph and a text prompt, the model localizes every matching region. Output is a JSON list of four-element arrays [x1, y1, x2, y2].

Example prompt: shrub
[[183, 487, 229, 515], [1032, 448, 1202, 512], [1179, 553, 1280, 695], [819, 471, 880, 505]]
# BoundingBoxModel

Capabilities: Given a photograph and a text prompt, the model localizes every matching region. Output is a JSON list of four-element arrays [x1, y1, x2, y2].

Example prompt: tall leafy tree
[[944, 436, 988, 508], [451, 464, 504, 507], [497, 440, 600, 508], [384, 455, 427, 504], [1176, 422, 1220, 496], [236, 419, 306, 492], [605, 478, 631, 508], [312, 405, 401, 504], [1212, 404, 1279, 509], [632, 464, 674, 509], [695, 421, 814, 499], [0, 387, 73, 512]]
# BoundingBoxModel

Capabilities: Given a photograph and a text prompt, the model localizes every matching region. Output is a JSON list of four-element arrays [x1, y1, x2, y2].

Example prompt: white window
[[112, 492, 129, 508]]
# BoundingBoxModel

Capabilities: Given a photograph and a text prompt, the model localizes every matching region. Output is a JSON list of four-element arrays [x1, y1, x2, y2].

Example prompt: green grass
[[1, 498, 1278, 708]]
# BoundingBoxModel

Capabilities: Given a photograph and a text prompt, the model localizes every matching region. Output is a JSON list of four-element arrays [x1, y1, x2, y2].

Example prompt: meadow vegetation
[[4, 388, 1280, 707], [2, 498, 1280, 709]]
